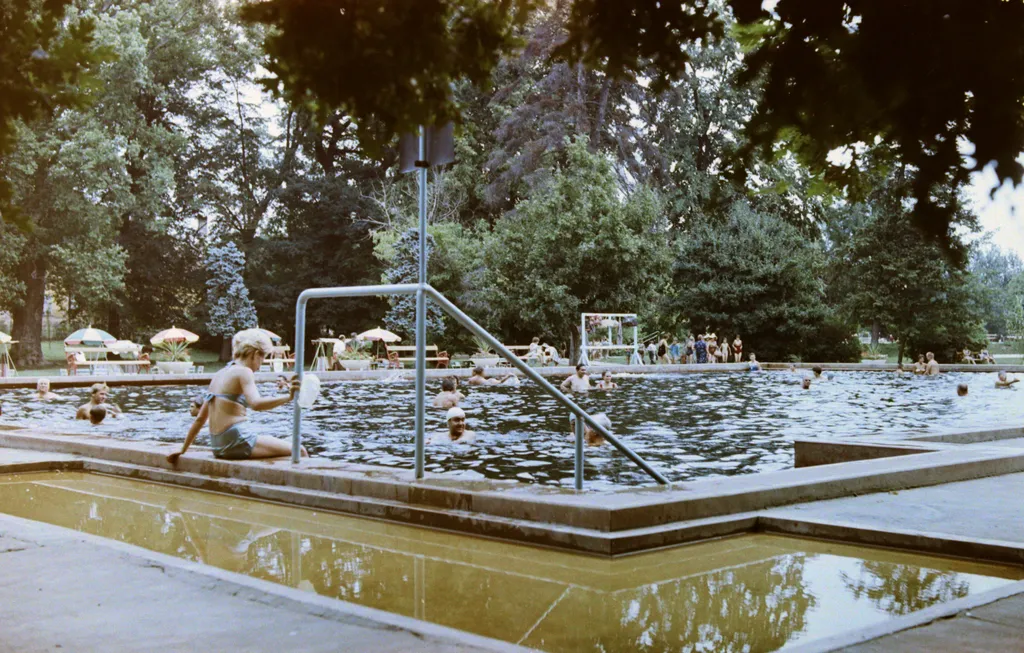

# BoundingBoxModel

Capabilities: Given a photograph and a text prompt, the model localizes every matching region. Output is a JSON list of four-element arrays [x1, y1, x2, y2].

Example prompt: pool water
[[0, 471, 1019, 652], [1, 370, 1020, 487]]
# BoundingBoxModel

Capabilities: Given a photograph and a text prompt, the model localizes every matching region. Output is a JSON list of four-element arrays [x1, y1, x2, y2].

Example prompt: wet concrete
[[0, 513, 524, 653]]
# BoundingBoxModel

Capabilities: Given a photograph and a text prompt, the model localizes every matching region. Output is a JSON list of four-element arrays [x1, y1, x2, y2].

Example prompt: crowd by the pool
[[6, 329, 1020, 461]]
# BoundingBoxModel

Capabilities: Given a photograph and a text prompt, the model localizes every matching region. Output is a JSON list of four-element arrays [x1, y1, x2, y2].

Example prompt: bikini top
[[204, 391, 249, 409]]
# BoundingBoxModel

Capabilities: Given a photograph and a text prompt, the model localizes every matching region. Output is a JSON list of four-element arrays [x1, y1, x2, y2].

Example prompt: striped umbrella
[[64, 326, 117, 347], [150, 326, 200, 345]]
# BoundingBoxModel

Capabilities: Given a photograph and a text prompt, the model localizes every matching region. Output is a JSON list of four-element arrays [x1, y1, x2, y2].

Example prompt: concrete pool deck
[[2, 446, 1024, 650]]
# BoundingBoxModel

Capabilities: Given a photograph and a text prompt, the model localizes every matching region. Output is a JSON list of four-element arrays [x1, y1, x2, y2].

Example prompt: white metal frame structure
[[578, 313, 642, 366]]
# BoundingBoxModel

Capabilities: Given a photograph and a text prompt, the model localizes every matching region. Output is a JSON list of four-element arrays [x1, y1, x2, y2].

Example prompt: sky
[[968, 164, 1024, 258]]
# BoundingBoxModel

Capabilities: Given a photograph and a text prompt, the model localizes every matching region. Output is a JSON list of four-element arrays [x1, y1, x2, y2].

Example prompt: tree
[[969, 245, 1024, 337], [379, 229, 447, 341], [482, 137, 671, 355], [666, 201, 856, 362], [2, 112, 129, 366], [0, 0, 106, 225], [205, 241, 257, 360], [836, 205, 986, 363]]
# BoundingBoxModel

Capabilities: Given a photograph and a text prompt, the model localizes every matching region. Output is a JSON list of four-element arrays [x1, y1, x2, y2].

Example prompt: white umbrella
[[357, 328, 401, 343], [150, 326, 200, 345]]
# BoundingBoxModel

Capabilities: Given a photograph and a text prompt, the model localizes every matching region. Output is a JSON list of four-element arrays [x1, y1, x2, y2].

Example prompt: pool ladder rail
[[292, 283, 670, 490]]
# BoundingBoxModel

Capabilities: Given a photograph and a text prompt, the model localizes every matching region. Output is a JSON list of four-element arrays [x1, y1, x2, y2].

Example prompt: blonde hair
[[232, 329, 274, 360], [90, 383, 109, 396]]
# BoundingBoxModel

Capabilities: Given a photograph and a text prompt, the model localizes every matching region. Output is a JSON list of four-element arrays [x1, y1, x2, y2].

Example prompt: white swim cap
[[446, 407, 466, 420]]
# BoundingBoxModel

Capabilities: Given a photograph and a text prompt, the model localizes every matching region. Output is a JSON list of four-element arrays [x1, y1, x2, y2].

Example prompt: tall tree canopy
[[241, 0, 1024, 245]]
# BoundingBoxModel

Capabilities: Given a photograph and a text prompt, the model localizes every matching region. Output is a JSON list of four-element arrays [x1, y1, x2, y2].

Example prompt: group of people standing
[[642, 334, 745, 365]]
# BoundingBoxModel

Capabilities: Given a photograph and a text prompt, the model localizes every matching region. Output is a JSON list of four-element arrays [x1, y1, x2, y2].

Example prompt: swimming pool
[[1, 370, 1019, 487]]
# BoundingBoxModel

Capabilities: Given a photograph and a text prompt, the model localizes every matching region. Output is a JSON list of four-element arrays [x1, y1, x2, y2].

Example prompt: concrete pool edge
[[2, 360, 1022, 388], [0, 511, 533, 653], [3, 426, 1024, 556]]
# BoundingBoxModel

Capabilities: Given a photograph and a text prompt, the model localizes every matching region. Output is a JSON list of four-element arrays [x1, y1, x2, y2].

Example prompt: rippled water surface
[[2, 370, 1020, 487]]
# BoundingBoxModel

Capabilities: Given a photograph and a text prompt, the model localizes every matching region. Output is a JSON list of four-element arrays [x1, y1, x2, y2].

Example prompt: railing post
[[574, 413, 585, 490], [414, 126, 428, 479], [292, 294, 307, 464]]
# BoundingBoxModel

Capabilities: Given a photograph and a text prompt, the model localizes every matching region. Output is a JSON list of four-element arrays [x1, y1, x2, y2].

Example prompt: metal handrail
[[292, 283, 670, 488]]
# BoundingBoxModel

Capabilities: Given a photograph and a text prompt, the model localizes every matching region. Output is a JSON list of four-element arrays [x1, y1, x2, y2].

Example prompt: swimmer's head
[[999, 370, 1008, 381], [441, 378, 455, 392], [575, 363, 587, 376], [36, 378, 50, 392], [232, 329, 274, 363], [826, 372, 835, 380], [602, 370, 612, 380], [812, 366, 822, 377], [90, 383, 109, 403], [89, 404, 107, 425], [569, 412, 612, 445], [926, 352, 935, 361], [446, 406, 467, 436], [189, 395, 203, 417], [957, 383, 968, 396], [801, 378, 811, 390], [472, 366, 484, 376]]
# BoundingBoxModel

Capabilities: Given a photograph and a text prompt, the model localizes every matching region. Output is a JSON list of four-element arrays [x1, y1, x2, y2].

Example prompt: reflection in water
[[841, 561, 970, 616], [0, 472, 1019, 652], [2, 370, 1019, 486]]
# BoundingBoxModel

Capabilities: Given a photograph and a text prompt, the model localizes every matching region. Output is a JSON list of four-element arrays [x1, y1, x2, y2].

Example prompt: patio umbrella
[[150, 326, 200, 345], [64, 326, 117, 347], [357, 328, 401, 343], [0, 331, 10, 344]]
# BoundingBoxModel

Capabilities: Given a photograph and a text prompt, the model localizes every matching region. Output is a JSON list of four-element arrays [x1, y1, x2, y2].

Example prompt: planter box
[[470, 357, 502, 368], [155, 361, 192, 374], [341, 359, 372, 371]]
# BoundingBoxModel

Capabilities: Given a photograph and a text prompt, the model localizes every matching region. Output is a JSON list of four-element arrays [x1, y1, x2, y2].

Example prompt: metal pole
[[292, 295, 307, 463], [574, 414, 585, 490], [414, 126, 428, 479], [578, 314, 587, 365]]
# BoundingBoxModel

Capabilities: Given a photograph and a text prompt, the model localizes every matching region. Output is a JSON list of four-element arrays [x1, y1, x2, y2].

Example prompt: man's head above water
[[446, 406, 467, 438]]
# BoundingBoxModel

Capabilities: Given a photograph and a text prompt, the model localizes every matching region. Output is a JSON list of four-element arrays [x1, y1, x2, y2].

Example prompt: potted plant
[[469, 336, 502, 368], [338, 341, 373, 371], [860, 342, 887, 365], [154, 341, 194, 374]]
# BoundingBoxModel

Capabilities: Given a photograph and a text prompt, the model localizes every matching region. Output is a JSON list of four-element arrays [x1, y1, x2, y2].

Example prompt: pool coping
[[3, 424, 1024, 555], [2, 361, 1022, 388]]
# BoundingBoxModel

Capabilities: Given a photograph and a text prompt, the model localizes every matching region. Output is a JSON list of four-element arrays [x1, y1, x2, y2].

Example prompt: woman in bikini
[[167, 329, 308, 464], [732, 335, 743, 363]]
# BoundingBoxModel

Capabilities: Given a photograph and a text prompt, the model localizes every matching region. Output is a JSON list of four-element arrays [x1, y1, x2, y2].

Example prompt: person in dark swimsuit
[[732, 335, 743, 363], [167, 329, 308, 464], [694, 335, 708, 364]]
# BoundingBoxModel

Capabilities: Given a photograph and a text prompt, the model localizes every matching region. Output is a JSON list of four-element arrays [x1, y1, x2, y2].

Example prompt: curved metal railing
[[292, 283, 669, 489]]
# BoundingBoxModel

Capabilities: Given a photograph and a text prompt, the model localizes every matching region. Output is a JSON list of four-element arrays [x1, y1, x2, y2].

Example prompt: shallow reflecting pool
[[0, 472, 1019, 652], [0, 370, 1019, 486]]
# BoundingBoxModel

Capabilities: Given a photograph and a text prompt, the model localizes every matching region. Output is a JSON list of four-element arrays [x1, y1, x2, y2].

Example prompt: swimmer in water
[[89, 405, 107, 425], [466, 366, 516, 386], [995, 371, 1019, 388], [432, 377, 465, 408], [189, 395, 204, 418], [801, 377, 811, 390], [812, 366, 823, 380], [595, 370, 617, 390], [925, 352, 940, 376], [36, 378, 58, 400], [431, 406, 476, 444], [561, 364, 593, 392], [747, 353, 761, 371], [957, 383, 968, 397], [913, 354, 927, 375], [568, 412, 612, 447], [76, 383, 121, 420], [167, 328, 308, 465]]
